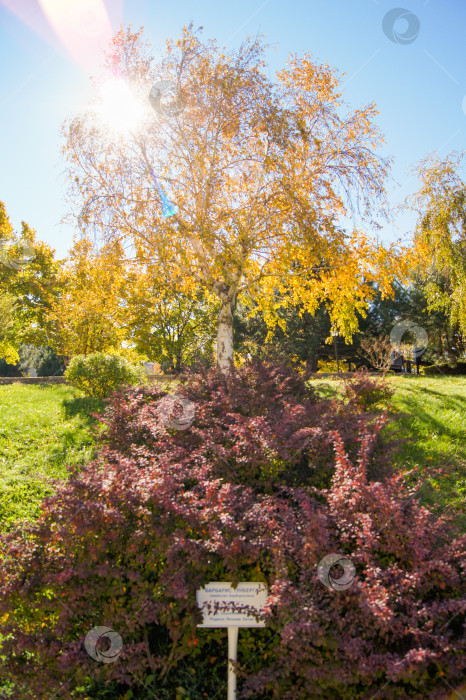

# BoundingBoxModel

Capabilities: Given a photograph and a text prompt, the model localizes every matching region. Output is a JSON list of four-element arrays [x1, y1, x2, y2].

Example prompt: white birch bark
[[217, 299, 234, 371], [214, 281, 236, 372]]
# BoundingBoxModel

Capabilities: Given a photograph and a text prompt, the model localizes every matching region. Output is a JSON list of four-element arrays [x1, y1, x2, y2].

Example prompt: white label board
[[196, 582, 268, 628]]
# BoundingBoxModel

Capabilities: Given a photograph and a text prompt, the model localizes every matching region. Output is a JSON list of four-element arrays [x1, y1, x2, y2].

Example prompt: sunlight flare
[[96, 77, 147, 135]]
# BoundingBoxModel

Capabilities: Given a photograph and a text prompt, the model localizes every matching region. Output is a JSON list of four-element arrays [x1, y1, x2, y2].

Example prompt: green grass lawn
[[0, 384, 103, 531], [386, 375, 466, 529]]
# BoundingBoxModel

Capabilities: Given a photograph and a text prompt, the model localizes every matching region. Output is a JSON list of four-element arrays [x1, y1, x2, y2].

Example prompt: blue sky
[[0, 0, 464, 259]]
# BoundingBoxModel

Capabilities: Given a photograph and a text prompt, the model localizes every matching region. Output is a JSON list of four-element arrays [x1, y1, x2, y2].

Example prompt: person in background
[[413, 345, 424, 375]]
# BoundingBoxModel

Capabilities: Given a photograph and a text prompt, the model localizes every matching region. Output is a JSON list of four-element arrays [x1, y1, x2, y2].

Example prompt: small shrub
[[342, 368, 394, 411], [317, 359, 339, 372], [359, 334, 393, 373], [64, 352, 146, 398]]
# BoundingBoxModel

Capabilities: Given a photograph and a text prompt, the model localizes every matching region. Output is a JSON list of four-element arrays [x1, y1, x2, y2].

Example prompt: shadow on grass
[[62, 395, 106, 424], [308, 380, 340, 400], [402, 385, 466, 405]]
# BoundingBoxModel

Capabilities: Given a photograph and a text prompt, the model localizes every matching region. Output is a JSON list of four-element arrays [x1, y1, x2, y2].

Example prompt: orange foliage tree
[[63, 26, 406, 370]]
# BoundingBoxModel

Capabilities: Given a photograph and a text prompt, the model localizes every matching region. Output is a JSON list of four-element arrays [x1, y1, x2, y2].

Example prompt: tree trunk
[[214, 282, 236, 372], [217, 299, 235, 372]]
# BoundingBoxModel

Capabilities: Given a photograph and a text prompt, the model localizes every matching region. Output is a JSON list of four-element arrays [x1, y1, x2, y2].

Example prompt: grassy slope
[[386, 375, 466, 529], [0, 384, 103, 531]]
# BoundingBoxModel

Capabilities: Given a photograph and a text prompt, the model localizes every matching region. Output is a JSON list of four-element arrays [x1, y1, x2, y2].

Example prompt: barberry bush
[[0, 362, 464, 699], [342, 367, 394, 411]]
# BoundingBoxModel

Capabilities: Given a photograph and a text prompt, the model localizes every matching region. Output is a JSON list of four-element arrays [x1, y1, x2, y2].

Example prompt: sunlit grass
[[0, 384, 103, 531], [385, 375, 466, 529]]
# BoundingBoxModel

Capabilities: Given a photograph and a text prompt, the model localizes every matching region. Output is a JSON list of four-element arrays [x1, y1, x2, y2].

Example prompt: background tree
[[124, 241, 217, 372], [44, 237, 135, 363], [363, 276, 457, 365], [0, 201, 61, 351], [18, 345, 65, 377], [64, 26, 406, 371], [234, 298, 330, 371], [235, 277, 453, 371], [0, 293, 19, 364], [407, 150, 466, 344]]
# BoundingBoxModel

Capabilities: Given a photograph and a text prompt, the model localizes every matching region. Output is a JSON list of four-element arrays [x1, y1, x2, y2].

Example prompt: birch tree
[[64, 26, 405, 370]]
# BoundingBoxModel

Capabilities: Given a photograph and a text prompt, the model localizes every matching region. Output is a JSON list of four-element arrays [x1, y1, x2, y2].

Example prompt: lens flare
[[38, 0, 116, 72], [149, 167, 179, 219], [1, 0, 122, 73]]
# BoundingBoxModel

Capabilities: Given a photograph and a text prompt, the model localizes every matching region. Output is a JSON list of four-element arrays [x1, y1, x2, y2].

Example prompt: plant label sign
[[196, 582, 268, 628], [196, 583, 268, 699]]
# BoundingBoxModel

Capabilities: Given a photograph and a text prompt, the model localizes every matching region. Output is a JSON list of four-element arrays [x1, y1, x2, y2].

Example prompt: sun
[[96, 77, 148, 135]]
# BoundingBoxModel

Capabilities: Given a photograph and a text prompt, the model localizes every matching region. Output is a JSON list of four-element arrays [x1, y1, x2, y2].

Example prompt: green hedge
[[423, 362, 466, 376]]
